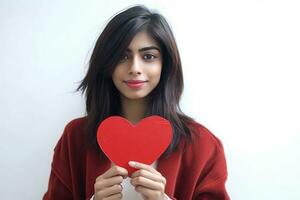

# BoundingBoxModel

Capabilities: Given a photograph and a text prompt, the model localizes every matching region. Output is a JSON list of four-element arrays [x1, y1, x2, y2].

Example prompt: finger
[[94, 176, 124, 190], [95, 184, 122, 198], [97, 166, 128, 180], [103, 193, 123, 200], [128, 161, 160, 175], [131, 169, 166, 184], [131, 176, 165, 191], [104, 193, 123, 200], [103, 165, 128, 179], [135, 186, 164, 198]]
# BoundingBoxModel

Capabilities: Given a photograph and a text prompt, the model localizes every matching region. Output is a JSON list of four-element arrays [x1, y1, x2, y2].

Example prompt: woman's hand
[[94, 165, 128, 200], [129, 161, 168, 200]]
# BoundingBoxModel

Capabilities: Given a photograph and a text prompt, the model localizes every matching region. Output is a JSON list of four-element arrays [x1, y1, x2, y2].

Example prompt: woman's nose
[[129, 56, 142, 75]]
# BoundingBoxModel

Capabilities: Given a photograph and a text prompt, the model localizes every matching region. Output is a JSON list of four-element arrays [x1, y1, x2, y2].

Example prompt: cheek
[[111, 72, 117, 85], [149, 64, 162, 81], [112, 66, 123, 82]]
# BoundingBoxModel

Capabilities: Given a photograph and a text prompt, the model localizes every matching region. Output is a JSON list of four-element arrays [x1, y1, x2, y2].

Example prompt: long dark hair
[[77, 5, 194, 156]]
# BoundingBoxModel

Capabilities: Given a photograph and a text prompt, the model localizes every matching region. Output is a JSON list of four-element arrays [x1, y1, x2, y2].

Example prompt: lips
[[124, 80, 147, 89]]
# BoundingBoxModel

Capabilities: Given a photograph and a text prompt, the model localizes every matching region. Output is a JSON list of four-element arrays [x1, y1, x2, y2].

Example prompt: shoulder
[[189, 121, 224, 148], [54, 117, 88, 152], [63, 116, 87, 134], [180, 121, 229, 198], [183, 120, 226, 161], [178, 120, 228, 180], [62, 117, 87, 138], [52, 117, 88, 166], [50, 117, 89, 191]]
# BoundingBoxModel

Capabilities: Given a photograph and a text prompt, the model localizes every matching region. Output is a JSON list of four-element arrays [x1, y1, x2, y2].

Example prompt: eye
[[119, 54, 129, 62], [143, 54, 157, 61]]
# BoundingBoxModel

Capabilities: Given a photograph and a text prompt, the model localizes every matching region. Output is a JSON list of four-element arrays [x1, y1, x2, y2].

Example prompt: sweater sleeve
[[194, 136, 230, 200], [43, 125, 74, 200], [43, 168, 73, 200]]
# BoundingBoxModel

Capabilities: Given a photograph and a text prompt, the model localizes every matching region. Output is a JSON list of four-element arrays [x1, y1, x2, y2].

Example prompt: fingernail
[[128, 161, 136, 166]]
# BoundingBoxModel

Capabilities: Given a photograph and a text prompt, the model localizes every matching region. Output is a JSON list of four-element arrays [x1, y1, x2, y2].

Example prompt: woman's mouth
[[124, 80, 148, 89]]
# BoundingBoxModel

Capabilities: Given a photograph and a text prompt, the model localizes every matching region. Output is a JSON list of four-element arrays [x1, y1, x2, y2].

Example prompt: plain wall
[[1, 0, 299, 199]]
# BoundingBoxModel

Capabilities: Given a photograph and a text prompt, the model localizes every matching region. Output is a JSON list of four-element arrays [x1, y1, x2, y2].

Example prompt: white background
[[1, 0, 299, 199]]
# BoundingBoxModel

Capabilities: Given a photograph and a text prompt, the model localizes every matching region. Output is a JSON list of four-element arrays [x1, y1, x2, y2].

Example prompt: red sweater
[[43, 117, 230, 200]]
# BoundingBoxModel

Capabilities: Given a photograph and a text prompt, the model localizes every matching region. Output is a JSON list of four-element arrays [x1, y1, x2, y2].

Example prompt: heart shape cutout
[[97, 115, 173, 175]]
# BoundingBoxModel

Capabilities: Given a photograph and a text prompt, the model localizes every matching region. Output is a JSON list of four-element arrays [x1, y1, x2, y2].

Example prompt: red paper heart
[[97, 115, 173, 175]]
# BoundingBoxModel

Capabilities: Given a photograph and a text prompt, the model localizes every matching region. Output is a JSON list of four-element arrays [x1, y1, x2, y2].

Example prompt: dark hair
[[77, 5, 194, 157]]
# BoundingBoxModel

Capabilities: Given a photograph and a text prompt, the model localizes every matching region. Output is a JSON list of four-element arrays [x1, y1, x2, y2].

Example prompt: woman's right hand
[[94, 165, 128, 200]]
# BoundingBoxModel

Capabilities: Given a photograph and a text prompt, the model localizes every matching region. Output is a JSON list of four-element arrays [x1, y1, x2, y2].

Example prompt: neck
[[120, 95, 148, 124]]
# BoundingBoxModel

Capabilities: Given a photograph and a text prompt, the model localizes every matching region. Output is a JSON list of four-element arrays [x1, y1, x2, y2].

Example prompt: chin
[[121, 92, 149, 100], [124, 95, 148, 100]]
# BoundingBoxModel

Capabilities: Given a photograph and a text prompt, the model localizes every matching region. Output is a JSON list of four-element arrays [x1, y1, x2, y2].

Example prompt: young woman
[[43, 5, 230, 200]]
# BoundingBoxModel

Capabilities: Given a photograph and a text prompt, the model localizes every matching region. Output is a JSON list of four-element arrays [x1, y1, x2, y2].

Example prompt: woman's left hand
[[129, 161, 168, 200]]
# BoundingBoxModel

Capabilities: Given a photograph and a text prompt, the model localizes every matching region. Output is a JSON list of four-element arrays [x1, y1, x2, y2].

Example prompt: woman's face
[[112, 31, 162, 100]]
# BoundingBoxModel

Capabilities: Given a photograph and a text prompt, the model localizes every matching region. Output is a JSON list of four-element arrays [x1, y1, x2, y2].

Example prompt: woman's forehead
[[127, 31, 160, 51]]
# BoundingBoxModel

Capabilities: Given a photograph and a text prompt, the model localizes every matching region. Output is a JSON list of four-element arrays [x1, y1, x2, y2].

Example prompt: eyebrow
[[125, 46, 160, 53]]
